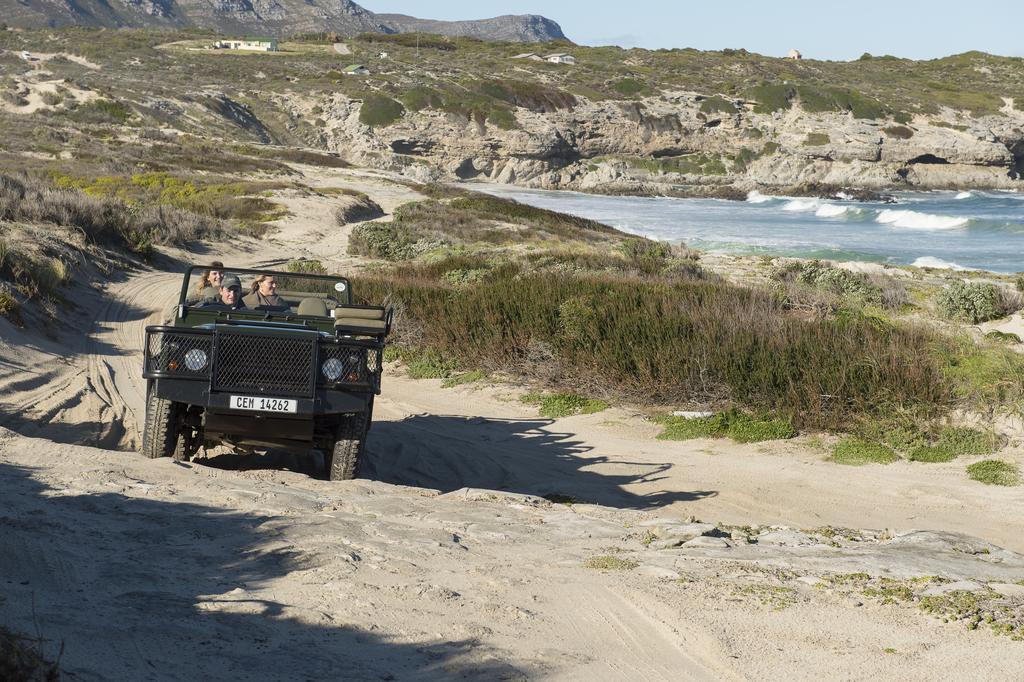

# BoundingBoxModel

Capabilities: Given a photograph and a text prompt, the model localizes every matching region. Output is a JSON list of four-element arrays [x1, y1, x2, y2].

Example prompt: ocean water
[[476, 185, 1024, 273]]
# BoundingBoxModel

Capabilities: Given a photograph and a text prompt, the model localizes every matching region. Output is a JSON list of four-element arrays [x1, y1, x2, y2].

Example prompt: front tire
[[141, 383, 185, 460], [326, 413, 368, 481]]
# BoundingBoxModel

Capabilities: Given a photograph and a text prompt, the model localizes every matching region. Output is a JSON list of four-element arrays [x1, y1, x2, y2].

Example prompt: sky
[[367, 1, 1022, 61]]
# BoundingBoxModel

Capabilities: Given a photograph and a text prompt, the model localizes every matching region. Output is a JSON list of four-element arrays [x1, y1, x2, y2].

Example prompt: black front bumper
[[152, 377, 372, 415]]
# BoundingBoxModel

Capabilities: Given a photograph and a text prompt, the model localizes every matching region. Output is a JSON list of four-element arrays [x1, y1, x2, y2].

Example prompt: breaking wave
[[876, 209, 970, 230], [746, 190, 773, 204], [955, 191, 973, 200], [815, 204, 849, 218], [782, 199, 820, 212], [912, 256, 971, 271]]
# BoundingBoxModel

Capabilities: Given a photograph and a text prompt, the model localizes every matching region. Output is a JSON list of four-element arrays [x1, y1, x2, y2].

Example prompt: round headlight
[[322, 358, 344, 381], [184, 348, 208, 371]]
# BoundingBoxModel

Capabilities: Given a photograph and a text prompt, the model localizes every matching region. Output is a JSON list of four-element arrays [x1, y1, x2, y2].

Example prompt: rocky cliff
[[287, 92, 1024, 195], [0, 0, 566, 42]]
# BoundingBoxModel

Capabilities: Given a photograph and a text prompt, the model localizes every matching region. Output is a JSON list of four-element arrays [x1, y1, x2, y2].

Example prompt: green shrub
[[522, 392, 609, 418], [66, 98, 133, 124], [349, 222, 421, 260], [353, 267, 951, 430], [486, 107, 518, 130], [584, 556, 638, 570], [612, 78, 645, 97], [883, 125, 915, 139], [699, 96, 738, 115], [287, 259, 327, 274], [359, 94, 405, 127], [936, 281, 1004, 323], [477, 79, 575, 112], [774, 260, 881, 303], [40, 91, 63, 106], [747, 84, 794, 113], [656, 409, 797, 443], [795, 86, 886, 119], [0, 286, 18, 318], [985, 330, 1021, 344], [909, 428, 997, 463], [400, 86, 445, 111], [441, 370, 486, 388], [966, 460, 1021, 486], [616, 238, 672, 272], [803, 133, 830, 146], [830, 438, 899, 465]]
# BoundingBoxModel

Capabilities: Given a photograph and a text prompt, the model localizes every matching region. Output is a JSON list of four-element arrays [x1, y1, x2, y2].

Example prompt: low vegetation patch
[[773, 260, 888, 306], [0, 625, 59, 682], [656, 410, 797, 443], [829, 437, 899, 465], [359, 94, 405, 127], [1, 172, 226, 256], [521, 392, 609, 418], [936, 281, 1019, 324], [908, 427, 999, 463], [348, 187, 619, 259], [583, 555, 638, 571], [966, 460, 1021, 486], [355, 256, 952, 431]]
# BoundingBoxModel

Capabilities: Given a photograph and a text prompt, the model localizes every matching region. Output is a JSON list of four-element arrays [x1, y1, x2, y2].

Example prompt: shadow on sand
[[195, 415, 716, 510], [0, 462, 529, 680], [361, 415, 716, 510]]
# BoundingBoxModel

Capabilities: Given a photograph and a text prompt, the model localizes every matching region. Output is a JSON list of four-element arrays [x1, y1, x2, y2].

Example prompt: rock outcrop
[[290, 91, 1024, 194], [0, 0, 566, 42]]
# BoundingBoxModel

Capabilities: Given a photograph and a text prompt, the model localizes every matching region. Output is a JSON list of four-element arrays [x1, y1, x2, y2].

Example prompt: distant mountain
[[0, 0, 567, 42], [376, 13, 566, 43]]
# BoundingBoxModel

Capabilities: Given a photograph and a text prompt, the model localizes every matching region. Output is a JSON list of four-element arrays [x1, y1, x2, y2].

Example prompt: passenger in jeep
[[243, 274, 288, 310], [188, 261, 225, 304], [200, 274, 247, 311]]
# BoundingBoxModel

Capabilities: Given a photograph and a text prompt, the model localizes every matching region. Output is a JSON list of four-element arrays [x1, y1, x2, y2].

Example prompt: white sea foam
[[782, 199, 820, 212], [876, 209, 969, 230], [955, 191, 973, 200], [912, 256, 970, 271], [746, 190, 773, 204], [815, 204, 848, 218]]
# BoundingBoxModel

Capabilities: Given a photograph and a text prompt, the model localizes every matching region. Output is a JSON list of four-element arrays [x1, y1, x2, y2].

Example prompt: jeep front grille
[[145, 330, 212, 378], [319, 343, 384, 391], [213, 332, 316, 397]]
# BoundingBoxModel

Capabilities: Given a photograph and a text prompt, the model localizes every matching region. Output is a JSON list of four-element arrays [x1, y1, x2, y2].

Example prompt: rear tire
[[141, 383, 185, 460], [326, 413, 368, 481]]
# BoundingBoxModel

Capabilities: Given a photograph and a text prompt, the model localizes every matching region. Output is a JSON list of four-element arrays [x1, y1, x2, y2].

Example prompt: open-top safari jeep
[[141, 265, 391, 480]]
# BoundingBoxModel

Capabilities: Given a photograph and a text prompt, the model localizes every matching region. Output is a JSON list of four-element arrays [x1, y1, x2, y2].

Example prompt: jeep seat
[[335, 305, 387, 335], [297, 297, 329, 317]]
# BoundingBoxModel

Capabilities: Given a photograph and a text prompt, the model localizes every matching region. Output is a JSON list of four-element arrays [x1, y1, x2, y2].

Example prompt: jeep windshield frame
[[179, 265, 353, 312]]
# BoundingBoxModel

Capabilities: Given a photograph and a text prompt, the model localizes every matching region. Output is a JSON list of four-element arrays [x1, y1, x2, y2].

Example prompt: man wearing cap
[[200, 274, 248, 311]]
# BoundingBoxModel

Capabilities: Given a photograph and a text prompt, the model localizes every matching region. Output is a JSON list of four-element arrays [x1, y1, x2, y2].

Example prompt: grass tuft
[[966, 460, 1021, 486], [656, 409, 797, 443], [829, 438, 899, 465], [584, 555, 639, 571], [908, 427, 999, 463], [522, 392, 609, 418]]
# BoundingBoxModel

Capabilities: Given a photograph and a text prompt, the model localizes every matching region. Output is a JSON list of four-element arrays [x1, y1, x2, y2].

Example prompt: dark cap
[[221, 274, 242, 290]]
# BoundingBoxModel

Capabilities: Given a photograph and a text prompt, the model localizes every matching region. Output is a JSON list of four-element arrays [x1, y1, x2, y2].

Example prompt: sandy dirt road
[[2, 167, 1024, 679]]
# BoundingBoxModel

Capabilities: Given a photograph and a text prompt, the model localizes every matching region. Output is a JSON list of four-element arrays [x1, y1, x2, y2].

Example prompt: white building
[[544, 53, 576, 65], [343, 64, 370, 76], [511, 52, 544, 61], [787, 49, 803, 60], [214, 38, 279, 52]]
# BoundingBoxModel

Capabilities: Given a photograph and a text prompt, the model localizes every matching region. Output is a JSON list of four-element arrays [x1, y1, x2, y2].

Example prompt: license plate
[[229, 395, 297, 414]]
